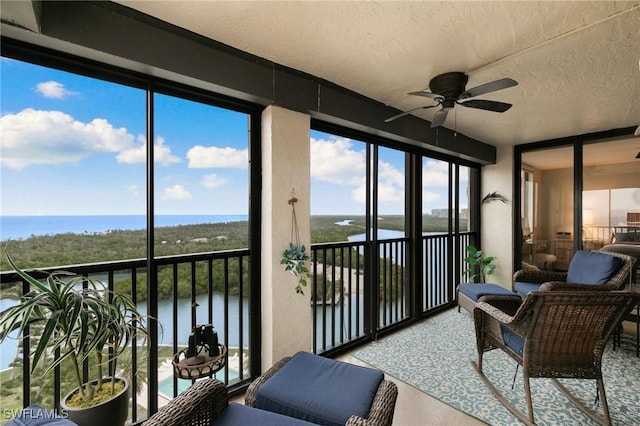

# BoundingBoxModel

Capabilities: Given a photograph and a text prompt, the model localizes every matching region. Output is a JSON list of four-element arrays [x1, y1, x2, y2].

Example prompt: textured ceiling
[[114, 0, 640, 153]]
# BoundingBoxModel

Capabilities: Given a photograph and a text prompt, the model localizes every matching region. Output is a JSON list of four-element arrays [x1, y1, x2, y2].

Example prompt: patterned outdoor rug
[[353, 308, 639, 425]]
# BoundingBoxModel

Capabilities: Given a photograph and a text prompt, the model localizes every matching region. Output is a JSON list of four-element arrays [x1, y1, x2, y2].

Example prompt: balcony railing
[[311, 232, 472, 354], [1, 232, 472, 423], [0, 250, 251, 425]]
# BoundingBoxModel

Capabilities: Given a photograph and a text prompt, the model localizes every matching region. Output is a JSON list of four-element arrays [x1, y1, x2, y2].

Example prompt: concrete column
[[261, 105, 312, 370], [482, 144, 514, 288]]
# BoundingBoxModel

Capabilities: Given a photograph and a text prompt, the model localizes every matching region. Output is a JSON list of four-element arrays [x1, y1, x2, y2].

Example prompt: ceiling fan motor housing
[[428, 72, 468, 98]]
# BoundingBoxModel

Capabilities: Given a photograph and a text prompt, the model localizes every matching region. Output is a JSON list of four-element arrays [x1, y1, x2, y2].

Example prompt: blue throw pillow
[[566, 251, 622, 285]]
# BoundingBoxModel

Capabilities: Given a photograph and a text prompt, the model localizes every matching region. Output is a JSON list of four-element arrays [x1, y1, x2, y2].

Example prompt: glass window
[[153, 93, 250, 256], [309, 130, 367, 242], [0, 56, 147, 410], [458, 165, 470, 233], [1, 58, 147, 266], [422, 158, 450, 233], [521, 146, 574, 271], [583, 139, 640, 245]]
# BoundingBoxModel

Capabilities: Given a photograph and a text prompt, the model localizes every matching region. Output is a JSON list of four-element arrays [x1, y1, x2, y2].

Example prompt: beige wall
[[261, 106, 312, 370], [481, 144, 514, 289]]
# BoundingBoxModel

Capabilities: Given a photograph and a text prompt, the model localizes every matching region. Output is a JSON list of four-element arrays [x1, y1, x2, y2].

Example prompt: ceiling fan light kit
[[386, 72, 518, 128]]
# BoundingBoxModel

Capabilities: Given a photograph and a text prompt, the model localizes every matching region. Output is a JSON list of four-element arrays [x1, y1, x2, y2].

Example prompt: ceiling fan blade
[[408, 91, 443, 101], [459, 99, 512, 113], [384, 105, 438, 123], [431, 108, 449, 128], [459, 78, 518, 100], [635, 125, 640, 136]]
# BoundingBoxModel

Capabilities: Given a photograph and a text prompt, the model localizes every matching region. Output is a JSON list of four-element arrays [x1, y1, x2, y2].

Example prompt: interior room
[[1, 2, 639, 426]]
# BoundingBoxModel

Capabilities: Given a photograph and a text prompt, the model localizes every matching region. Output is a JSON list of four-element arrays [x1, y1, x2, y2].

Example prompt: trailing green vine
[[281, 190, 312, 295], [281, 243, 311, 294]]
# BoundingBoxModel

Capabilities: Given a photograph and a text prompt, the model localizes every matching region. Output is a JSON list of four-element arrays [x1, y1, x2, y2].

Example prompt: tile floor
[[338, 354, 486, 426], [232, 353, 486, 426]]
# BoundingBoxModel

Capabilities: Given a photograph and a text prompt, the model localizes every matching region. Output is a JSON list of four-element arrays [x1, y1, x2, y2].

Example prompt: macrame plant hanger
[[282, 188, 309, 294], [289, 189, 300, 247]]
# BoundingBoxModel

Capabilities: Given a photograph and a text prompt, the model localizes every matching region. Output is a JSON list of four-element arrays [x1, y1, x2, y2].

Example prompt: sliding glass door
[[583, 140, 640, 246], [517, 131, 638, 274], [520, 146, 574, 271]]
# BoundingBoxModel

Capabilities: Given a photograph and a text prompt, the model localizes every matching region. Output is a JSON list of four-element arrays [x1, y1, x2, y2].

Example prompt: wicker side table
[[172, 344, 227, 379]]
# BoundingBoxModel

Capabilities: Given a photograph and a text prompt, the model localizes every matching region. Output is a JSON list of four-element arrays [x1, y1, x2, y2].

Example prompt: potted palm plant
[[0, 254, 150, 426]]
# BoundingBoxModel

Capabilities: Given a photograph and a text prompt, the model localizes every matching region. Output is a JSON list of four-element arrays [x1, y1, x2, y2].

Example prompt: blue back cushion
[[566, 251, 622, 285], [513, 281, 542, 296], [255, 351, 384, 426], [501, 325, 524, 356]]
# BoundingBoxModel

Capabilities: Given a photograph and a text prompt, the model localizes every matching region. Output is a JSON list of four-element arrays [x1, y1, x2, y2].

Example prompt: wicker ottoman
[[457, 283, 515, 313], [246, 351, 397, 426]]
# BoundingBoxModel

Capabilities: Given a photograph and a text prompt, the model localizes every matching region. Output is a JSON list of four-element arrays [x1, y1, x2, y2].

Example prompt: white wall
[[261, 106, 312, 370], [481, 144, 514, 289]]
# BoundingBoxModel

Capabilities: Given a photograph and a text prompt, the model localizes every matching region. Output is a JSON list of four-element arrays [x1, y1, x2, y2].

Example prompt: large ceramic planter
[[61, 377, 129, 426]]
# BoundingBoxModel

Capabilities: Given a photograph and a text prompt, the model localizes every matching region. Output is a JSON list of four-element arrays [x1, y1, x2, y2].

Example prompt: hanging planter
[[281, 190, 311, 295]]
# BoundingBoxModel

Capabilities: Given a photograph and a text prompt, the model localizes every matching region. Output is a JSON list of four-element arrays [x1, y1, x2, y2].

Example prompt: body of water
[[0, 292, 369, 371], [0, 221, 429, 370], [0, 214, 248, 241]]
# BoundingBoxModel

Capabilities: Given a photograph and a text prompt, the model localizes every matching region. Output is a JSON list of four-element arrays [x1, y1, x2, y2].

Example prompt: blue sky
[[1, 57, 463, 217]]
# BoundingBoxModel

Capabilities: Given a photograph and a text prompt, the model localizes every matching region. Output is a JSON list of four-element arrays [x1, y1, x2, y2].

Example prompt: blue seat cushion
[[458, 283, 514, 301], [214, 403, 317, 425], [501, 325, 525, 356], [5, 405, 77, 426], [255, 351, 384, 426], [566, 250, 623, 285], [513, 281, 543, 296]]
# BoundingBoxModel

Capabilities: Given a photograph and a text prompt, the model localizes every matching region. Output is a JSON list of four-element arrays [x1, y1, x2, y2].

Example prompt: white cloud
[[126, 184, 139, 196], [163, 184, 192, 200], [310, 136, 365, 185], [422, 159, 450, 187], [422, 190, 441, 203], [201, 173, 227, 189], [0, 108, 134, 169], [348, 173, 405, 205], [0, 109, 181, 169], [312, 136, 407, 205], [36, 81, 76, 99], [117, 136, 180, 165], [186, 146, 247, 168]]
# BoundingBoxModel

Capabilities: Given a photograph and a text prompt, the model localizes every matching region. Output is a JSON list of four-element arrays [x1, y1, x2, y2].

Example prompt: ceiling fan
[[385, 72, 518, 128]]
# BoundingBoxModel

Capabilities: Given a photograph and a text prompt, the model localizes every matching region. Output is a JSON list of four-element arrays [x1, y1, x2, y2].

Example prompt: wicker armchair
[[246, 355, 398, 426], [143, 378, 227, 426], [472, 286, 640, 426], [513, 250, 636, 295]]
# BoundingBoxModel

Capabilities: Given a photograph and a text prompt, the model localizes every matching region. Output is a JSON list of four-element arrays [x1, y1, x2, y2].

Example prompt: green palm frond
[[0, 254, 151, 403]]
